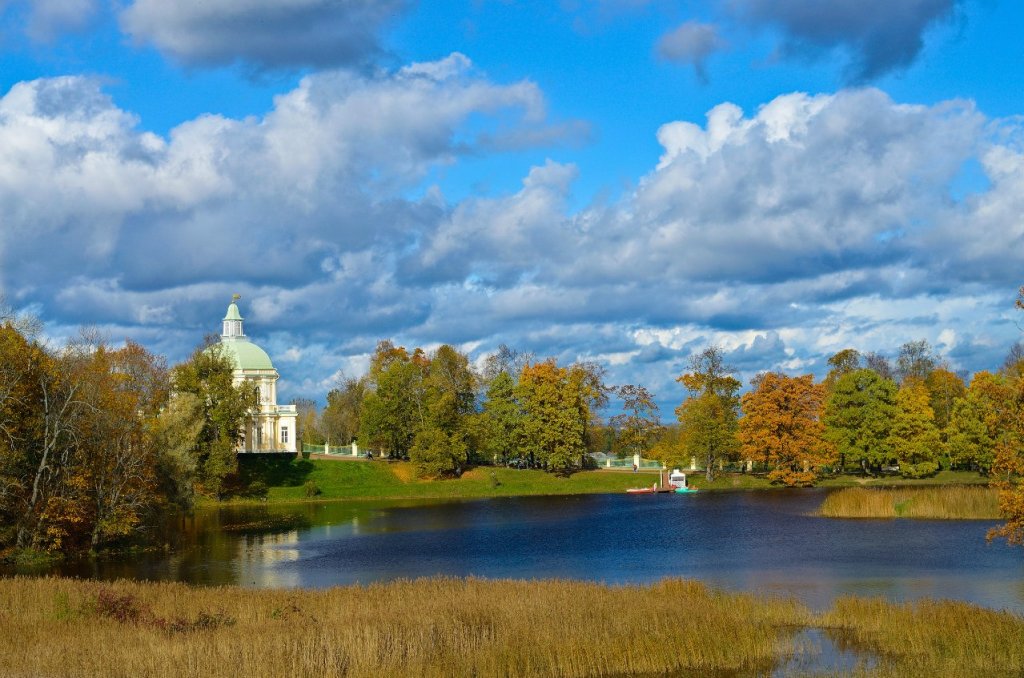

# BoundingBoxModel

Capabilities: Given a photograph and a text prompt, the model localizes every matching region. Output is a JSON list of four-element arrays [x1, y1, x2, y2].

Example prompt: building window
[[257, 425, 263, 447], [255, 386, 261, 403], [281, 426, 289, 444]]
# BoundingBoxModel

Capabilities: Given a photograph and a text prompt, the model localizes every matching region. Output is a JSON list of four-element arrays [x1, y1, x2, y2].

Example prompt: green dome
[[216, 338, 275, 371]]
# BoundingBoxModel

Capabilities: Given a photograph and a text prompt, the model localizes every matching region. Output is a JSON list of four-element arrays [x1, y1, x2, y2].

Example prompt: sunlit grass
[[819, 595, 1024, 676], [3, 576, 1022, 677], [0, 576, 808, 677], [818, 486, 1000, 519]]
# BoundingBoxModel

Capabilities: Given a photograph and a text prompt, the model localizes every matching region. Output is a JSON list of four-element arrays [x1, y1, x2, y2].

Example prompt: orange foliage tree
[[739, 373, 834, 486], [987, 287, 1024, 544]]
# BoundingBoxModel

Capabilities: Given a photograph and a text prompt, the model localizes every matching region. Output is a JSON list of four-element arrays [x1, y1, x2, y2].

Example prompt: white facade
[[218, 298, 298, 453]]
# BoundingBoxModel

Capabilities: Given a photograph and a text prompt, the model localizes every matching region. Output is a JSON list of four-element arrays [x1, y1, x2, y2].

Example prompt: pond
[[24, 489, 1024, 613]]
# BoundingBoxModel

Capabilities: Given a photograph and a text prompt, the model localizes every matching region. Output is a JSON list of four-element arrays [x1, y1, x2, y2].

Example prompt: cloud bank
[[119, 0, 409, 69], [1, 56, 1021, 406]]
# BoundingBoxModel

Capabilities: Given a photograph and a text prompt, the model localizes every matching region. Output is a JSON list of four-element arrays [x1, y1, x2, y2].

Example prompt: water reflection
[[14, 490, 1024, 613]]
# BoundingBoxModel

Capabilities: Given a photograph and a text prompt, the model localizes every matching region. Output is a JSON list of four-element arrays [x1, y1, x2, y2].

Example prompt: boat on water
[[674, 486, 698, 493], [626, 483, 658, 494]]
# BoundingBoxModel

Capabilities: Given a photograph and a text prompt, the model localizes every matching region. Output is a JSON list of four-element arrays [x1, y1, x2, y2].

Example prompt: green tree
[[924, 367, 966, 434], [824, 349, 861, 390], [151, 391, 203, 511], [823, 368, 897, 475], [947, 371, 1012, 473], [358, 342, 426, 458], [292, 398, 324, 447], [410, 345, 476, 477], [171, 340, 257, 498], [888, 380, 942, 478], [322, 376, 366, 446], [478, 371, 523, 465], [516, 360, 589, 474], [675, 347, 741, 482]]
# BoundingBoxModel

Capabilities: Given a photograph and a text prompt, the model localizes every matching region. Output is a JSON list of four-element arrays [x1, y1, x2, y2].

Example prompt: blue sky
[[2, 0, 1023, 412]]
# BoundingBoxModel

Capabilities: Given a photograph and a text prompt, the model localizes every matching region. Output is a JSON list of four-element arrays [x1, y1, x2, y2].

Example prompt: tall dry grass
[[0, 576, 809, 678], [818, 486, 1000, 519], [819, 595, 1024, 677]]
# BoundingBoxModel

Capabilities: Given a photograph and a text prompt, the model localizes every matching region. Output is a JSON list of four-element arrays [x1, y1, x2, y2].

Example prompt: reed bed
[[0, 576, 810, 678], [819, 595, 1024, 677], [817, 486, 1000, 519]]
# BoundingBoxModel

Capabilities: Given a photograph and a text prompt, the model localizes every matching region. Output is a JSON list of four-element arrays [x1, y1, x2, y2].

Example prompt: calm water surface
[[35, 489, 1024, 612]]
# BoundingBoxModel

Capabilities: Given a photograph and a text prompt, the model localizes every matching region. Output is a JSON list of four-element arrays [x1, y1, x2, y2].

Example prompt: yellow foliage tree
[[739, 373, 834, 486]]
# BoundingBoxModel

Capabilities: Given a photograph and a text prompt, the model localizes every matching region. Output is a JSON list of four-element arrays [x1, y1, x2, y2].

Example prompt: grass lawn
[[227, 455, 672, 505], [224, 456, 993, 506]]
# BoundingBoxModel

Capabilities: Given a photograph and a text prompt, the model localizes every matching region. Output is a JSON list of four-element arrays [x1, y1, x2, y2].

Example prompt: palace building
[[216, 297, 297, 453]]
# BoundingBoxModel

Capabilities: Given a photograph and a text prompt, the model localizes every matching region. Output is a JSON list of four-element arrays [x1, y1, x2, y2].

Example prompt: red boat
[[626, 483, 658, 494]]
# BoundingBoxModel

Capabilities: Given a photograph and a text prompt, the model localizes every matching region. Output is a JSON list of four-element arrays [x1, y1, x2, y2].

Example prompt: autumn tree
[[647, 424, 688, 469], [824, 349, 861, 390], [987, 292, 1024, 545], [610, 384, 661, 458], [992, 293, 1024, 542], [823, 369, 897, 475], [76, 340, 171, 548], [739, 373, 834, 486], [887, 380, 942, 478], [924, 367, 966, 434], [0, 322, 78, 550], [675, 347, 741, 482]]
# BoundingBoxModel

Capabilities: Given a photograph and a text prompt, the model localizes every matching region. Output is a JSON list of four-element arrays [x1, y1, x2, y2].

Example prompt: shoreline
[[217, 457, 992, 508]]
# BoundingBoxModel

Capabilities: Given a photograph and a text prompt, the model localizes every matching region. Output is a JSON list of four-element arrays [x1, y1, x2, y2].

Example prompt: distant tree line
[[300, 342, 611, 477], [645, 340, 1023, 484]]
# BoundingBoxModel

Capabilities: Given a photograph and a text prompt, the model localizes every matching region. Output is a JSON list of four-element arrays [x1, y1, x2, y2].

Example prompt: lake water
[[33, 489, 1024, 613]]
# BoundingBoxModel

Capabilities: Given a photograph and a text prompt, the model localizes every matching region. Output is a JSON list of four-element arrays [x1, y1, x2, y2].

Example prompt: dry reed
[[818, 595, 1024, 677], [0, 576, 809, 678], [817, 486, 1000, 520]]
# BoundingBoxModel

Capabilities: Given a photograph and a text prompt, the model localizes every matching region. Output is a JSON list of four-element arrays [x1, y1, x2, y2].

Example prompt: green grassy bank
[[229, 456, 669, 504], [1, 576, 1021, 677], [226, 456, 990, 506]]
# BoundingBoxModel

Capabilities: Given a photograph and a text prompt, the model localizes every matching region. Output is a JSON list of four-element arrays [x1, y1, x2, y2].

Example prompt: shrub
[[901, 462, 940, 479], [247, 480, 268, 498], [303, 480, 321, 497]]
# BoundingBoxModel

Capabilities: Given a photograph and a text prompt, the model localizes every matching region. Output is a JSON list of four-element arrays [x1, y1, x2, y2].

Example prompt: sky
[[1, 0, 1024, 413]]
